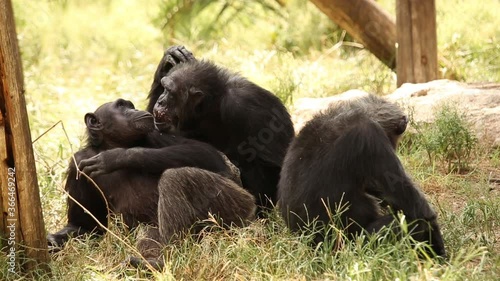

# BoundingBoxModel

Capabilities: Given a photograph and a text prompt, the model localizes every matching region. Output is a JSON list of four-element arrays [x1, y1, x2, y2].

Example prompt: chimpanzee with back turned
[[278, 94, 446, 257], [47, 99, 255, 251], [148, 46, 295, 215]]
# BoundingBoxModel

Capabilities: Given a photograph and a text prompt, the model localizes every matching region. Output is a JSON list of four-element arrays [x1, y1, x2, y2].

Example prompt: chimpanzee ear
[[395, 116, 408, 135], [85, 113, 104, 146], [84, 113, 103, 130], [189, 88, 205, 100], [189, 88, 207, 110]]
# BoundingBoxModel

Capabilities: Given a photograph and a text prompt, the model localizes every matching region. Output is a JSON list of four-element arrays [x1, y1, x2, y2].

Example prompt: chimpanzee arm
[[147, 45, 196, 112], [366, 156, 446, 257], [47, 150, 107, 249], [78, 144, 226, 178], [367, 155, 437, 221], [331, 119, 437, 221], [333, 121, 445, 256]]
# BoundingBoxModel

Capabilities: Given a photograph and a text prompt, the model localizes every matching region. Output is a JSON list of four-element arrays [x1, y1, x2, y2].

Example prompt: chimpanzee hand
[[78, 148, 126, 178], [158, 45, 196, 77], [147, 45, 196, 112]]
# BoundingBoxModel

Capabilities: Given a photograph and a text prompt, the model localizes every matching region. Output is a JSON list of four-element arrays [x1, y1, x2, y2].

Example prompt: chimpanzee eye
[[163, 93, 175, 105], [116, 99, 125, 107]]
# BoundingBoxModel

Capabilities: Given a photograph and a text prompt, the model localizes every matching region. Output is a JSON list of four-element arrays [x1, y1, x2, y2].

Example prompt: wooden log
[[396, 0, 438, 86], [0, 0, 49, 272], [309, 0, 397, 69]]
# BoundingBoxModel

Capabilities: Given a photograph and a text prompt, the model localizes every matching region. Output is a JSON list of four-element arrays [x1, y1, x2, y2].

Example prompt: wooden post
[[0, 0, 49, 273], [309, 0, 397, 70], [0, 100, 23, 268], [396, 0, 438, 86]]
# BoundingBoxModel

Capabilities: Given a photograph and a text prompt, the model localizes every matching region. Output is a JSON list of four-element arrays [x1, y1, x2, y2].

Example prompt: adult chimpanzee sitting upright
[[278, 94, 446, 257], [47, 99, 255, 250], [148, 46, 295, 214]]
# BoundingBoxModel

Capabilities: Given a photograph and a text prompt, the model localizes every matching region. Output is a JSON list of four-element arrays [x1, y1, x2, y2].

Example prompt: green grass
[[2, 0, 499, 279]]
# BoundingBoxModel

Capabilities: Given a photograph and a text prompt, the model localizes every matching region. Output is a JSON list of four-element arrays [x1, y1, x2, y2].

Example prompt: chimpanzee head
[[85, 99, 154, 148], [152, 61, 226, 132], [330, 95, 408, 149], [362, 95, 408, 145]]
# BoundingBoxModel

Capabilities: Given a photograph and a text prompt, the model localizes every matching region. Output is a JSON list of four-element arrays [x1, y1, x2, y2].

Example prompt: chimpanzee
[[129, 166, 256, 269], [47, 99, 255, 249], [277, 94, 446, 257], [148, 47, 295, 214]]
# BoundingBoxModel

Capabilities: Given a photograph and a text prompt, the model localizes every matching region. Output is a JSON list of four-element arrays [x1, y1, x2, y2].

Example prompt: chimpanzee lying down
[[278, 94, 446, 257], [46, 99, 256, 261]]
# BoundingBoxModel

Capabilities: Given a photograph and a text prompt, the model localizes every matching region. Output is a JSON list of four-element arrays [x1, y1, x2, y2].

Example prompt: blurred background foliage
[[12, 0, 498, 146]]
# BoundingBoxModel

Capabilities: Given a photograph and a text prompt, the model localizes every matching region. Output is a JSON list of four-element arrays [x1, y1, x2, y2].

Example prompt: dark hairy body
[[130, 166, 256, 269], [278, 94, 446, 257], [47, 99, 254, 250], [148, 46, 295, 214]]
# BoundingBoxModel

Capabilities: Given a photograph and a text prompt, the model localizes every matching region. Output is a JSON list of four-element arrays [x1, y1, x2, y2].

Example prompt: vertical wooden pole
[[396, 0, 438, 86], [1, 95, 23, 256], [0, 0, 49, 273]]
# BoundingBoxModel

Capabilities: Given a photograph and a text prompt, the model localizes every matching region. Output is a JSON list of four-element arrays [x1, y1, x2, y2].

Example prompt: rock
[[291, 80, 500, 147], [292, 89, 369, 132]]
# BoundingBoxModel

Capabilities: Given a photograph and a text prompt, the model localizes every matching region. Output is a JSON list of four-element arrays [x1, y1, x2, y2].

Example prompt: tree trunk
[[0, 0, 50, 273]]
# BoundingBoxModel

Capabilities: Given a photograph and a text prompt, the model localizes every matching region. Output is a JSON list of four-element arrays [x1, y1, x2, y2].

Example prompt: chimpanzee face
[[153, 73, 205, 133], [85, 99, 154, 147]]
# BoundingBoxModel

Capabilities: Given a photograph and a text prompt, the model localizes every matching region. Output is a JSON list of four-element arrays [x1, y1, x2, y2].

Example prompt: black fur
[[150, 53, 294, 215], [47, 99, 241, 249], [147, 45, 195, 113], [278, 94, 446, 257], [130, 167, 256, 270]]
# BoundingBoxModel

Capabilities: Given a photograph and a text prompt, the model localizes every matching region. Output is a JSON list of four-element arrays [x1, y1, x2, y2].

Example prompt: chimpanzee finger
[[78, 156, 104, 177], [166, 55, 177, 68], [177, 45, 195, 62], [78, 156, 97, 171], [81, 164, 97, 178], [157, 54, 179, 75], [165, 45, 195, 64]]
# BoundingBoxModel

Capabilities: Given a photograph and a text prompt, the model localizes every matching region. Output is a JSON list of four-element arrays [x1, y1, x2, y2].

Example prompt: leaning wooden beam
[[0, 0, 49, 273], [309, 0, 397, 70]]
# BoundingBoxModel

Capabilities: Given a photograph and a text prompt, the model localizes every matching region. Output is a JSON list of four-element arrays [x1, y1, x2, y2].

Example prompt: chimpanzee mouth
[[133, 114, 155, 132], [153, 109, 178, 132], [154, 120, 174, 132]]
